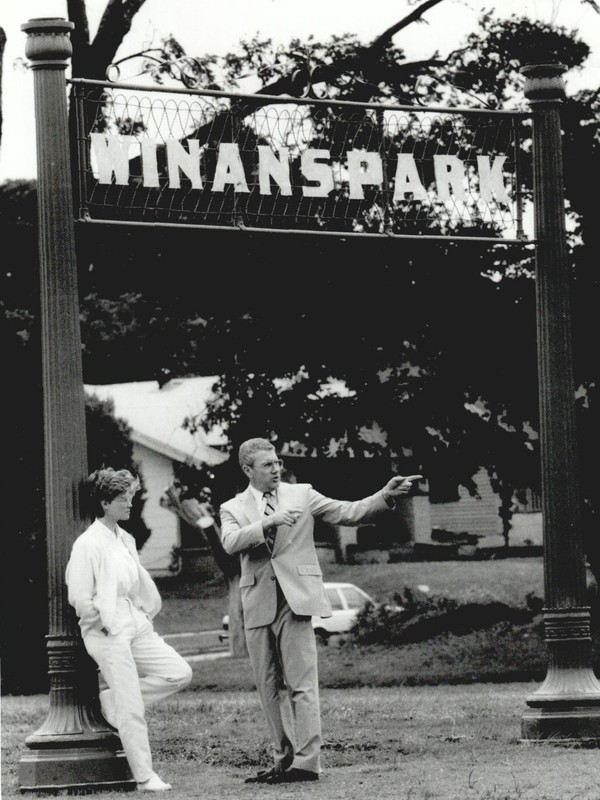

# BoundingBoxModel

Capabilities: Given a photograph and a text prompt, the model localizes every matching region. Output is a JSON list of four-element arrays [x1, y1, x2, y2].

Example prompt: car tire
[[314, 628, 330, 646]]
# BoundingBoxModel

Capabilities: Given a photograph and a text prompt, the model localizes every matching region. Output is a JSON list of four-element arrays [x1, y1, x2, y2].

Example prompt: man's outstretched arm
[[308, 475, 423, 526]]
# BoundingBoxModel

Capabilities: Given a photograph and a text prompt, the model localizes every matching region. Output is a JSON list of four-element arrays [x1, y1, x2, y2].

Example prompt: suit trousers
[[245, 585, 322, 774], [83, 597, 192, 782]]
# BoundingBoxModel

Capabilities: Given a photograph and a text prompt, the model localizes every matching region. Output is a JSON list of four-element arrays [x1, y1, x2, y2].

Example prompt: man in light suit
[[219, 437, 419, 784]]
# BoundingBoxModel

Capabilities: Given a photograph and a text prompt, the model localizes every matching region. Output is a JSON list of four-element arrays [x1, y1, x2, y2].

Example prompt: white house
[[84, 377, 228, 576], [426, 468, 542, 548]]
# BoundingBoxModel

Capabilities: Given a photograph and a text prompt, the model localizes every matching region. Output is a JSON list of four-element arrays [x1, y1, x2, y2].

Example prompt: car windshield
[[341, 586, 370, 609]]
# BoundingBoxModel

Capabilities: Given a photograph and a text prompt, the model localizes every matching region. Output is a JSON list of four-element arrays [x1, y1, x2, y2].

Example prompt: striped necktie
[[263, 491, 277, 551]]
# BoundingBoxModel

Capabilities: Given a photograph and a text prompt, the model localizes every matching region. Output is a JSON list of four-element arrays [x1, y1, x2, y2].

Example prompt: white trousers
[[83, 598, 192, 782]]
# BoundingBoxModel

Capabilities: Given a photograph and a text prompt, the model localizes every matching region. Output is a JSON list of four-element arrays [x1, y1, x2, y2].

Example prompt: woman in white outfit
[[66, 468, 192, 792]]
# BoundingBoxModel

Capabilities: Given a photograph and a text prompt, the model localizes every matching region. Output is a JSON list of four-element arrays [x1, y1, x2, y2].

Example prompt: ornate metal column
[[18, 18, 134, 790], [520, 63, 600, 741]]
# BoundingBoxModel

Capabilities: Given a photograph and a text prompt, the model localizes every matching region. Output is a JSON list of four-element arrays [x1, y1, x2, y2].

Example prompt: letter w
[[91, 133, 133, 185]]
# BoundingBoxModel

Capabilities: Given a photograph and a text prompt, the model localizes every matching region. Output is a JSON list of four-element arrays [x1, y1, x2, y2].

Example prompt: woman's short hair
[[238, 438, 276, 468], [88, 468, 140, 517]]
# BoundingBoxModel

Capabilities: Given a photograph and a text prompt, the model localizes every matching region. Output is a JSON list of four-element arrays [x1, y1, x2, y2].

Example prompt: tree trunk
[[330, 526, 347, 564], [196, 516, 247, 658], [202, 524, 240, 580], [499, 485, 514, 548], [0, 27, 6, 151], [227, 574, 248, 658]]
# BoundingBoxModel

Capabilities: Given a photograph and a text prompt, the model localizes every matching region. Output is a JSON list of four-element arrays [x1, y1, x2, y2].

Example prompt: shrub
[[85, 394, 150, 549], [350, 586, 538, 646], [2, 390, 149, 695]]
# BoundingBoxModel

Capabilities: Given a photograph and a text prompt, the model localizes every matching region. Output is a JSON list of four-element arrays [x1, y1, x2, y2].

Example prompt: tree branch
[[300, 0, 449, 86], [67, 0, 91, 76], [124, 0, 454, 168], [184, 4, 452, 145], [88, 0, 149, 79], [370, 0, 448, 51], [160, 486, 240, 582]]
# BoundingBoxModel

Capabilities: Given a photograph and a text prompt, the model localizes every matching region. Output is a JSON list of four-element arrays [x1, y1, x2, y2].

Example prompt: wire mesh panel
[[72, 79, 529, 241]]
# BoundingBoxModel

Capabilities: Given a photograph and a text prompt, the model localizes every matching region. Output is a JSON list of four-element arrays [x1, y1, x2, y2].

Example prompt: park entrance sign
[[72, 78, 526, 241], [19, 16, 600, 793]]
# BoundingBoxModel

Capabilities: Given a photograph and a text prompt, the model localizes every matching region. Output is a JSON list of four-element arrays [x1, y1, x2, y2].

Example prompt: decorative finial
[[521, 63, 566, 105]]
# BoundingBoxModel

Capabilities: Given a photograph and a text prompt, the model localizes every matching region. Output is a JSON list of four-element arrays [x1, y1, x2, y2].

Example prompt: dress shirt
[[249, 484, 278, 514]]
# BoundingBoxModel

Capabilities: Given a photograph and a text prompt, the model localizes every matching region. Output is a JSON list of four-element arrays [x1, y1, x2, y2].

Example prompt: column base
[[520, 607, 600, 744], [19, 736, 135, 792], [521, 705, 600, 744]]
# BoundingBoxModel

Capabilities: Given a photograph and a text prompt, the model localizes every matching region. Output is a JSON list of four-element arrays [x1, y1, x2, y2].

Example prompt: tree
[[3, 6, 599, 688], [67, 0, 149, 79], [71, 8, 596, 550], [84, 393, 151, 548], [58, 2, 596, 531], [160, 476, 248, 658], [1, 341, 150, 693], [178, 14, 593, 524]]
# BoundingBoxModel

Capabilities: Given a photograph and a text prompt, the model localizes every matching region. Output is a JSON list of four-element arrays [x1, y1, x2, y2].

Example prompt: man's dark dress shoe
[[244, 769, 278, 784], [265, 768, 319, 784], [245, 754, 294, 783]]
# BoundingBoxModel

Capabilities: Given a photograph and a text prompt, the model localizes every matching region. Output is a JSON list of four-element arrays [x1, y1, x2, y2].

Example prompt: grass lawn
[[4, 685, 600, 800], [152, 557, 546, 635], [322, 558, 545, 608], [186, 628, 548, 693], [5, 558, 600, 798], [154, 557, 553, 689]]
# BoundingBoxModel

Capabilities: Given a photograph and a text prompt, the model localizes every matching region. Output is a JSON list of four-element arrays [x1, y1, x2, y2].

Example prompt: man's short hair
[[238, 438, 276, 468]]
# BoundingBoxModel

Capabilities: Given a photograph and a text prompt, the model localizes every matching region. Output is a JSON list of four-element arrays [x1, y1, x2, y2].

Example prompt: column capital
[[21, 18, 74, 69], [521, 63, 566, 105]]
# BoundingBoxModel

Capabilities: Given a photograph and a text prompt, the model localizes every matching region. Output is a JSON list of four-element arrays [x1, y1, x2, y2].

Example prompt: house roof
[[84, 377, 229, 467]]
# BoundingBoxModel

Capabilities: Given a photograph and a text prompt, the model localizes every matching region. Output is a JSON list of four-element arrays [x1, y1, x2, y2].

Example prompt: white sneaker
[[137, 774, 172, 792]]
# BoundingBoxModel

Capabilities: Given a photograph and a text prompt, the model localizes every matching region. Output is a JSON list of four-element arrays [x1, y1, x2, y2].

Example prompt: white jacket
[[66, 518, 161, 636]]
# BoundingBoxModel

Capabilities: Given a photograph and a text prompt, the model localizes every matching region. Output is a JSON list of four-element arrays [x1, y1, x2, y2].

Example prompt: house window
[[519, 488, 542, 513]]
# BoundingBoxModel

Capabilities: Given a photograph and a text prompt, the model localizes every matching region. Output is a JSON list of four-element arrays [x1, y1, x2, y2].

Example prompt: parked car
[[220, 581, 392, 645]]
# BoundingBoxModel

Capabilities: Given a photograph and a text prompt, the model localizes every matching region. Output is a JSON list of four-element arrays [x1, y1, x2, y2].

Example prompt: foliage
[[84, 393, 151, 548], [159, 474, 238, 581], [13, 9, 598, 536], [2, 2, 600, 686], [4, 0, 600, 518], [151, 558, 559, 689], [167, 13, 594, 554], [350, 586, 538, 645], [158, 467, 249, 657], [1, 270, 150, 691], [438, 15, 591, 108]]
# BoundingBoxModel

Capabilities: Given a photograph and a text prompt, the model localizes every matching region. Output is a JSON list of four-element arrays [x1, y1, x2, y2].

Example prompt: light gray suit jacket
[[219, 482, 388, 629]]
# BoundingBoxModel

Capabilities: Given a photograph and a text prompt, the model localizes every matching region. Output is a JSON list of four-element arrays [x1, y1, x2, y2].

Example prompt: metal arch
[[106, 50, 210, 90]]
